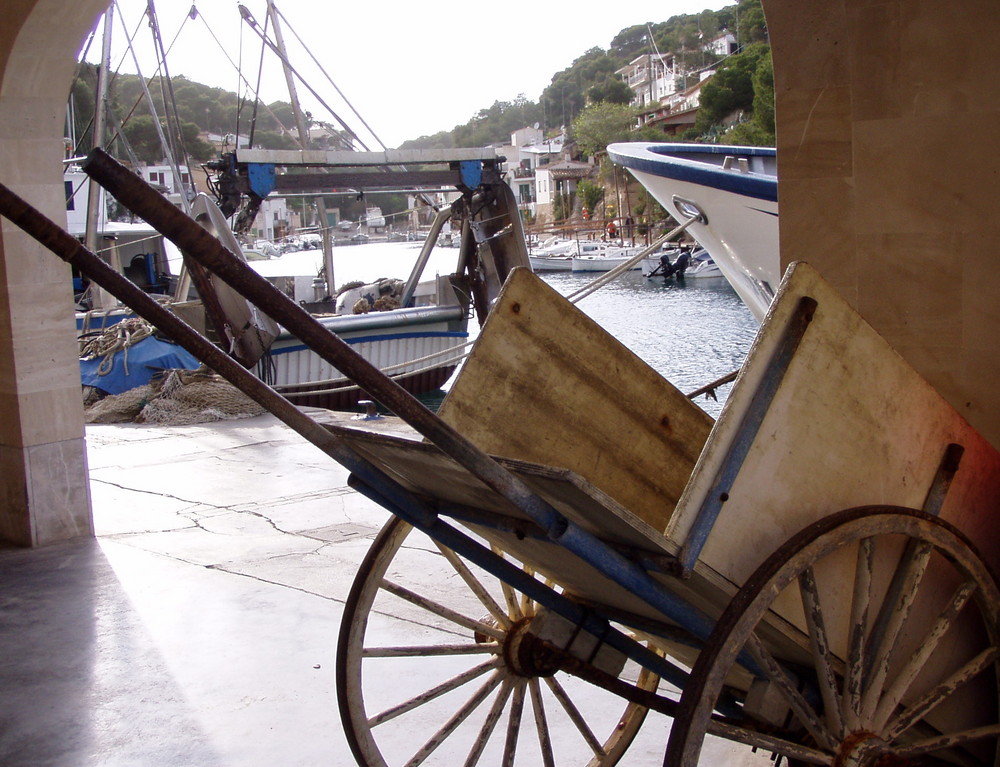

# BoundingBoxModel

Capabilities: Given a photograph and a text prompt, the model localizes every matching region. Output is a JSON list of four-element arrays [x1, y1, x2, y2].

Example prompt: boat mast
[[265, 0, 335, 295], [84, 6, 115, 309], [145, 0, 194, 209]]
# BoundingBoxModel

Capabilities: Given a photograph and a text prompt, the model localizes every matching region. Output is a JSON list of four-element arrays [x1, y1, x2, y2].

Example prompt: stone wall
[[765, 0, 1000, 447]]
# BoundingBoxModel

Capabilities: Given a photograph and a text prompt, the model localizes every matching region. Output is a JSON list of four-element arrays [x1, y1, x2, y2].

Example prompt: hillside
[[68, 0, 767, 162]]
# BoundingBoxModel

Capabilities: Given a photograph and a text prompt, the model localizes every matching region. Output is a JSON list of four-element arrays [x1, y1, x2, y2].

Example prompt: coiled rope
[[79, 316, 154, 376]]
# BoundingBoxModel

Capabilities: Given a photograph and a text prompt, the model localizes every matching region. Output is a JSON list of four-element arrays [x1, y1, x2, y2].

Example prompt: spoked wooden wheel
[[665, 507, 1000, 767], [337, 517, 659, 767]]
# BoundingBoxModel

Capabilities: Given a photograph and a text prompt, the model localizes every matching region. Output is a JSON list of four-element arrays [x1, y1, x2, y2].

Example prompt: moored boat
[[570, 242, 642, 272], [641, 246, 723, 279], [607, 142, 778, 320], [206, 146, 528, 410]]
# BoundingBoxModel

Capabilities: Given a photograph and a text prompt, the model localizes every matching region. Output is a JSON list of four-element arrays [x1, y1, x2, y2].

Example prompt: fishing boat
[[527, 252, 574, 271], [204, 146, 529, 410], [69, 2, 529, 410], [527, 239, 574, 271], [607, 142, 779, 320], [531, 238, 643, 272]]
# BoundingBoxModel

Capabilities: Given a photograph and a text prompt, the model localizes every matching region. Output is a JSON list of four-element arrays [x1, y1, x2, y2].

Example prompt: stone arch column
[[763, 0, 1000, 447], [1, 0, 109, 545]]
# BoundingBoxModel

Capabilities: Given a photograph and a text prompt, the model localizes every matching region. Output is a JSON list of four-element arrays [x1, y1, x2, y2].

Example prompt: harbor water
[[254, 240, 760, 418]]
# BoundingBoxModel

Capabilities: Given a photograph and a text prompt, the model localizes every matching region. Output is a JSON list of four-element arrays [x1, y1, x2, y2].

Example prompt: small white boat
[[528, 253, 574, 271], [607, 142, 778, 320], [571, 243, 642, 272], [529, 238, 606, 271], [685, 249, 724, 279]]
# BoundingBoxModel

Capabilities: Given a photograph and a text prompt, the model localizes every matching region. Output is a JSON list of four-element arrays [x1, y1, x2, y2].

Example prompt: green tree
[[252, 130, 300, 151], [576, 180, 604, 217], [736, 0, 768, 44], [572, 102, 637, 157], [694, 42, 770, 136], [179, 121, 216, 161], [587, 78, 634, 105], [121, 115, 165, 162], [750, 48, 774, 135], [716, 46, 774, 145]]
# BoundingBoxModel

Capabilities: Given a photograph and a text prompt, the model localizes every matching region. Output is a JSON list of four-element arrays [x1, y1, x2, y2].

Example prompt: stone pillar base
[[0, 437, 93, 546]]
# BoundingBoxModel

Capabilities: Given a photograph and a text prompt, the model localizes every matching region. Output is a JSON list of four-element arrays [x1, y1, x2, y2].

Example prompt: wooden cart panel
[[437, 266, 713, 534], [331, 421, 719, 630], [670, 261, 1000, 586]]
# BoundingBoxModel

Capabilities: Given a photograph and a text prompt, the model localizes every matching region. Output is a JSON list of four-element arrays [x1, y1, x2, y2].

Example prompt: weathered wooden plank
[[437, 267, 714, 532]]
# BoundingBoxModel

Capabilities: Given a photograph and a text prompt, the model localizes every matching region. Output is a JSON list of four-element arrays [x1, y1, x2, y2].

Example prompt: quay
[[0, 411, 764, 766]]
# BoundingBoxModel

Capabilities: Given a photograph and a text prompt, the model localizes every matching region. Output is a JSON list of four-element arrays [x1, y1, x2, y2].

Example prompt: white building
[[250, 196, 290, 242], [500, 129, 570, 223], [615, 53, 684, 110], [703, 31, 738, 57], [143, 163, 193, 198], [616, 30, 739, 114]]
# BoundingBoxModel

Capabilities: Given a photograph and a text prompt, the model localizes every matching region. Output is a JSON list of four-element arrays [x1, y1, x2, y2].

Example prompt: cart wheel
[[337, 517, 659, 767], [664, 507, 1000, 767]]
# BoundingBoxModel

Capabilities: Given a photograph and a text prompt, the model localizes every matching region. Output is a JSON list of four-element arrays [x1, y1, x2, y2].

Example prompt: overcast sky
[[86, 0, 730, 149]]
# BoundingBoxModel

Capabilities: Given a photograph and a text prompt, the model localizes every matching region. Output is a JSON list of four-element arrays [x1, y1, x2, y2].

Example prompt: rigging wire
[[110, 0, 190, 215], [146, 1, 194, 203], [248, 2, 440, 211], [237, 4, 366, 151], [73, 4, 194, 164], [191, 9, 293, 143], [271, 3, 386, 150], [246, 10, 271, 149]]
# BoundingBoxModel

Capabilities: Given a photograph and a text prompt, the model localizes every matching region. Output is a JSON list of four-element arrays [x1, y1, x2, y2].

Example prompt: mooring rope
[[80, 316, 154, 376]]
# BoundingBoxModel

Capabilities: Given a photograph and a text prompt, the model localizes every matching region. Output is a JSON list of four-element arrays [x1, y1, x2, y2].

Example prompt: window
[[65, 180, 74, 210]]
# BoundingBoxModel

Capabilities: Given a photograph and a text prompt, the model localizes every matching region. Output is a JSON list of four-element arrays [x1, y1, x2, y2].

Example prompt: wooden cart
[[5, 165, 998, 767], [330, 264, 1000, 767]]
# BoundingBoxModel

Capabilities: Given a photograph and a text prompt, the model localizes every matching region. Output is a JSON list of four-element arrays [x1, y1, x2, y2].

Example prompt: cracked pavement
[[1, 411, 767, 766]]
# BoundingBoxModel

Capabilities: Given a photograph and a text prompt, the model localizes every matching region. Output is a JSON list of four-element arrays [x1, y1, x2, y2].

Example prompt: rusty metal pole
[[0, 180, 357, 469], [0, 178, 465, 540]]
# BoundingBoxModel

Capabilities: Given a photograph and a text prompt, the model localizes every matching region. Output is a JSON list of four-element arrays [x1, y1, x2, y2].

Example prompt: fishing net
[[84, 367, 266, 425]]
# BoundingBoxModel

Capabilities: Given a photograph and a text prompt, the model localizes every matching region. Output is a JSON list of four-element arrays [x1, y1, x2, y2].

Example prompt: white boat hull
[[571, 255, 641, 272], [528, 255, 574, 271], [608, 143, 779, 321]]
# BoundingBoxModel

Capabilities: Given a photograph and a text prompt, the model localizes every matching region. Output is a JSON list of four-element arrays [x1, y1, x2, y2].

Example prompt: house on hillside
[[499, 129, 577, 225], [616, 29, 738, 134], [535, 159, 595, 225], [703, 31, 738, 57], [615, 53, 684, 111], [636, 75, 713, 136], [249, 196, 290, 243]]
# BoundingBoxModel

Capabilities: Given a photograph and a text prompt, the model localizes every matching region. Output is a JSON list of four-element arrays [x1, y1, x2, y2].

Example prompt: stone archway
[[0, 0, 109, 546]]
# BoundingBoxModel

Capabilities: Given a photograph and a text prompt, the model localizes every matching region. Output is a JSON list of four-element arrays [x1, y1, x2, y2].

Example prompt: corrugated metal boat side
[[265, 304, 469, 410]]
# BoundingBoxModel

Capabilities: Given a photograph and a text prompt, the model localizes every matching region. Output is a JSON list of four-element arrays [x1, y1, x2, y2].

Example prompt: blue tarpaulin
[[80, 336, 202, 395]]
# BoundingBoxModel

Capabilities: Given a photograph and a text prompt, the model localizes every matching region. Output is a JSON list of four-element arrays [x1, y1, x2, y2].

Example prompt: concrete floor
[[0, 412, 767, 766]]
